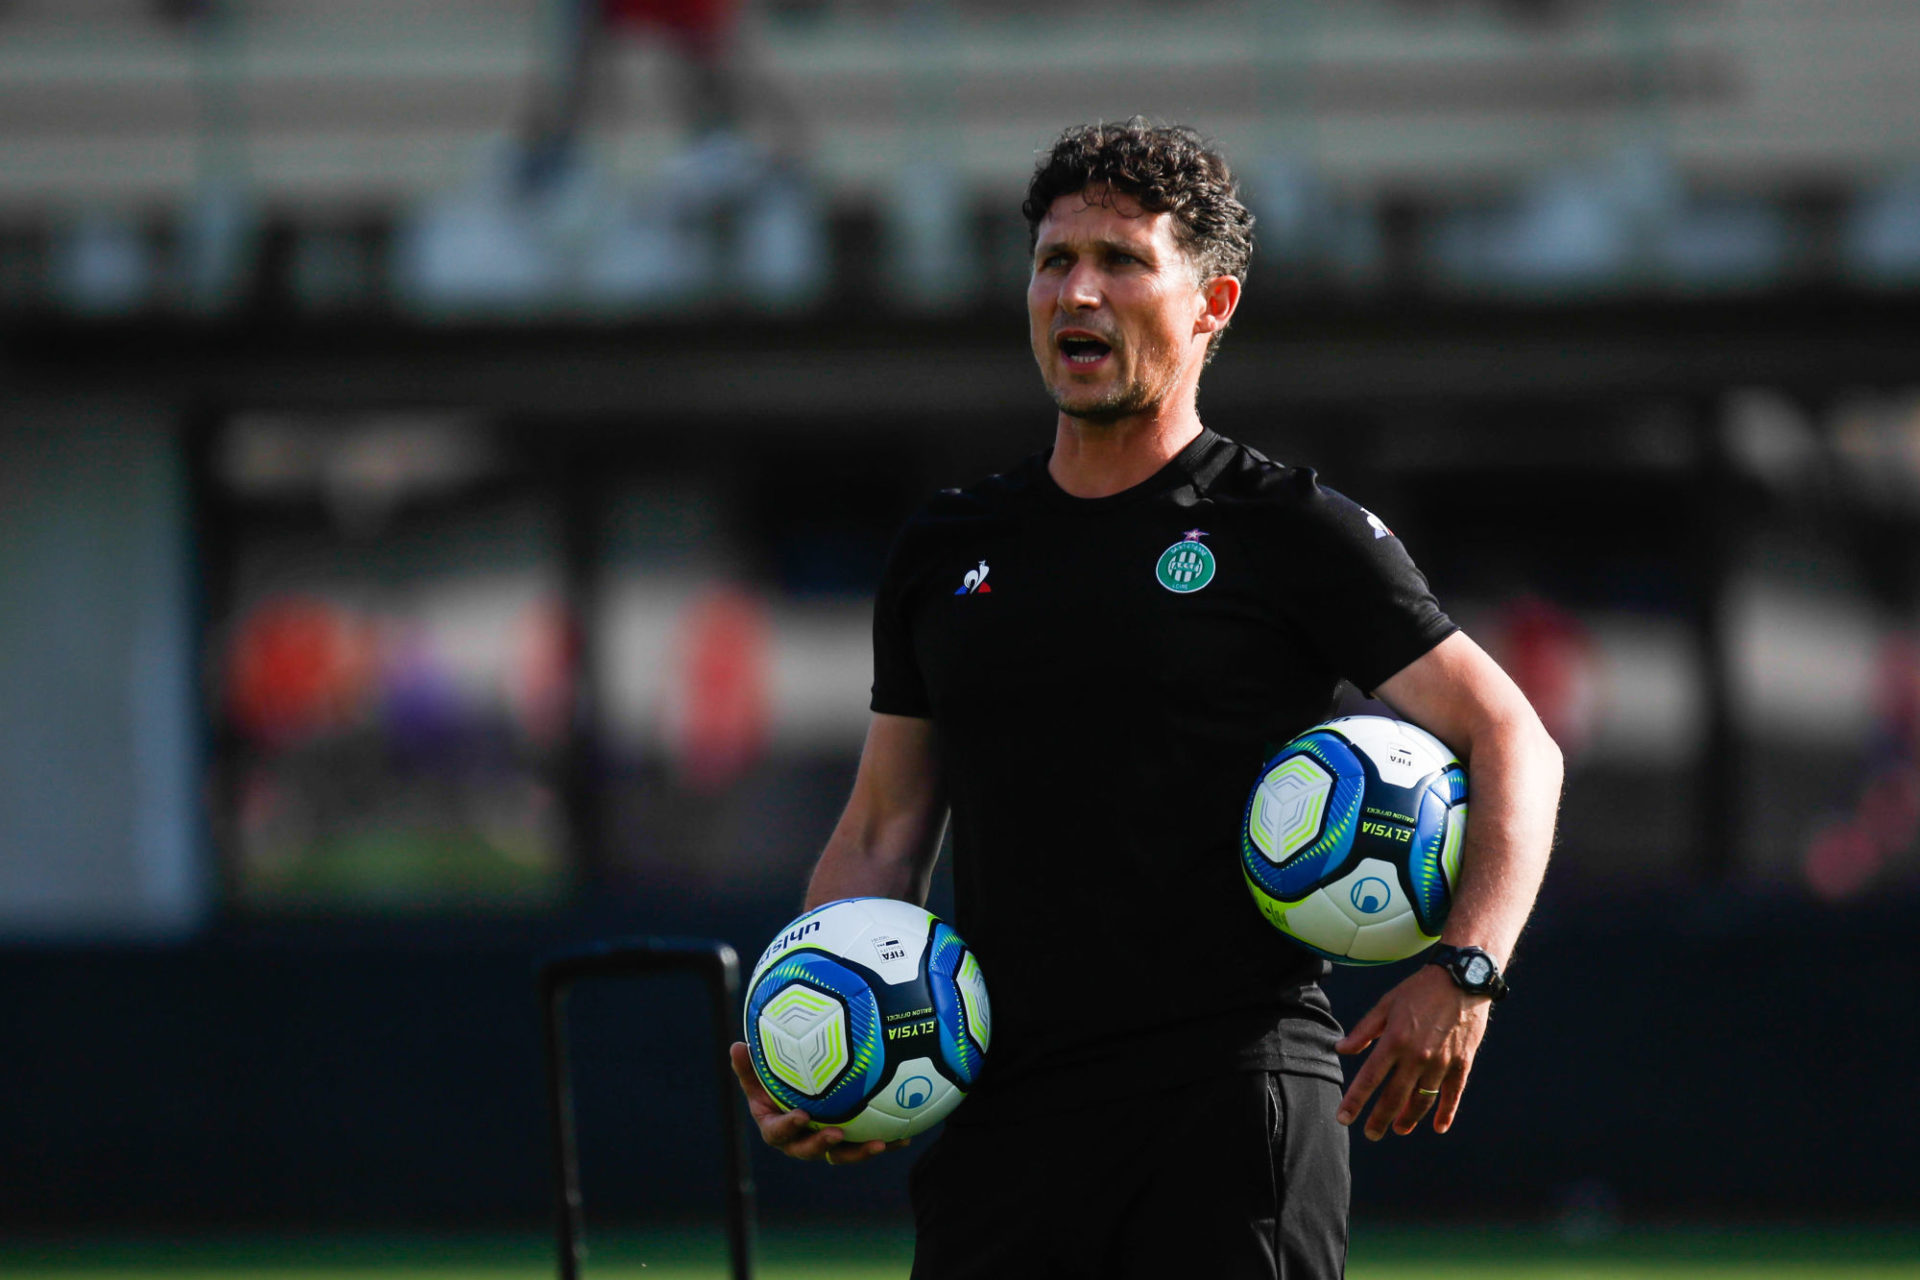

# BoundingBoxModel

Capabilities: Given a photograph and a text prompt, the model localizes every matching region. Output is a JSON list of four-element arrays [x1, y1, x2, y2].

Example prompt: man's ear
[[1195, 274, 1241, 335]]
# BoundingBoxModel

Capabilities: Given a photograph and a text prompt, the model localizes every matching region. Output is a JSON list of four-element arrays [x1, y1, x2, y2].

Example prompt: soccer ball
[[743, 897, 991, 1143], [1241, 715, 1468, 965]]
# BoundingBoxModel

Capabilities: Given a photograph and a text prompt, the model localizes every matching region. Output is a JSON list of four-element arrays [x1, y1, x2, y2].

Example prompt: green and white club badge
[[1156, 529, 1216, 593]]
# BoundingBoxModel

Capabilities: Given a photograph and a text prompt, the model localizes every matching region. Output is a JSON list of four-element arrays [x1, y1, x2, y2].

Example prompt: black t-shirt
[[870, 428, 1456, 1124]]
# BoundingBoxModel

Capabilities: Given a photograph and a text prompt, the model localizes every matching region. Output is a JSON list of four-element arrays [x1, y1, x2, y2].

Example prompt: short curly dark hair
[[1023, 119, 1255, 287]]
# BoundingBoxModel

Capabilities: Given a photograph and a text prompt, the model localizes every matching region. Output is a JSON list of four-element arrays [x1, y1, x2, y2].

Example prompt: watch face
[[1463, 955, 1492, 986]]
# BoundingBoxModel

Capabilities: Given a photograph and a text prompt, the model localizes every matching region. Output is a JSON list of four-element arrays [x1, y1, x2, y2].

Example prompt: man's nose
[[1060, 262, 1102, 309]]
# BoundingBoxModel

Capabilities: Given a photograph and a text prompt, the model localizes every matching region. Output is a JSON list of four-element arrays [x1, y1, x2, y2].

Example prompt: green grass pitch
[[4, 1225, 1917, 1279]]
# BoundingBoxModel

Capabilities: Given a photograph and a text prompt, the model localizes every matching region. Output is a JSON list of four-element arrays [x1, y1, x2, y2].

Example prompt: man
[[730, 121, 1562, 1278]]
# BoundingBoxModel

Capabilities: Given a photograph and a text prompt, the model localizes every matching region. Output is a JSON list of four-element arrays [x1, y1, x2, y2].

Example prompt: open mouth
[[1057, 334, 1112, 365]]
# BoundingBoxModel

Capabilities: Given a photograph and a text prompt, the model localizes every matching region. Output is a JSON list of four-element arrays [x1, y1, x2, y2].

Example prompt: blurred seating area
[[4, 0, 1920, 316]]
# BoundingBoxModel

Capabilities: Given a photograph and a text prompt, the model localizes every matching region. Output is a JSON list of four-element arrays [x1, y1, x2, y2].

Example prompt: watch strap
[[1429, 944, 1509, 1001]]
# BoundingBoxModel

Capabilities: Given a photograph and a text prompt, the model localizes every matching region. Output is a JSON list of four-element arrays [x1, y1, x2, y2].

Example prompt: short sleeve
[[1268, 476, 1456, 695], [870, 522, 933, 718]]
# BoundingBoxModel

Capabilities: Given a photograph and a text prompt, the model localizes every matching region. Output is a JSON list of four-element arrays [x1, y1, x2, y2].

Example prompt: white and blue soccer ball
[[1241, 715, 1469, 965], [743, 897, 991, 1143]]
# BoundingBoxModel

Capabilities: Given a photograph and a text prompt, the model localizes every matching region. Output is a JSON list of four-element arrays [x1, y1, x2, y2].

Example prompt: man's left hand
[[1335, 963, 1490, 1140]]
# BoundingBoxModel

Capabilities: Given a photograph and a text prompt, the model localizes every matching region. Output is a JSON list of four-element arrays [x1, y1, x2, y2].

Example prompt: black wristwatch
[[1428, 944, 1509, 1001]]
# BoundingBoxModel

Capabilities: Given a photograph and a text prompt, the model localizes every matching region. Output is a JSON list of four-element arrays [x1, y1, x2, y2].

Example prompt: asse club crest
[[1156, 529, 1215, 593]]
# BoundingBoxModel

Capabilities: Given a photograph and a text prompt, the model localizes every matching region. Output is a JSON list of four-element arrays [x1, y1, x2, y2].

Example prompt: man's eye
[[1040, 253, 1068, 268]]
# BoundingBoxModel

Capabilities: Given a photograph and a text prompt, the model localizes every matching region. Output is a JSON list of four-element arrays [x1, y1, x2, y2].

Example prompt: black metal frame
[[539, 938, 756, 1280]]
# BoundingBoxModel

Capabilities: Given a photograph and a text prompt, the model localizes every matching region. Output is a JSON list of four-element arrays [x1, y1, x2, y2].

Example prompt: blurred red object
[[225, 597, 372, 745], [603, 0, 738, 46], [1803, 634, 1920, 898], [1491, 596, 1596, 758], [669, 586, 771, 792], [1873, 632, 1920, 754], [513, 599, 579, 750], [1804, 819, 1883, 901]]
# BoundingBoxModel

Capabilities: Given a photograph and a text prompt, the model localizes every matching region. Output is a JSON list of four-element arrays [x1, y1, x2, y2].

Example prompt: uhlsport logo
[[1155, 529, 1215, 593], [895, 1075, 935, 1109], [954, 560, 991, 594], [1350, 877, 1393, 914], [757, 917, 821, 966]]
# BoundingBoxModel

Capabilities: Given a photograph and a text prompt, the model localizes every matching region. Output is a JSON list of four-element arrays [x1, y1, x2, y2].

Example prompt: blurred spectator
[[401, 0, 822, 314], [523, 0, 751, 192]]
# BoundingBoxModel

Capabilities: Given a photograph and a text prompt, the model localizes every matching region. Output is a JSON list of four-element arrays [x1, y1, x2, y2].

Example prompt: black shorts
[[908, 1071, 1349, 1280]]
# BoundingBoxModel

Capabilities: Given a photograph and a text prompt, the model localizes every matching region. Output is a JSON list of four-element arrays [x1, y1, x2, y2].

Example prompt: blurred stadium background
[[3, 0, 1920, 1274]]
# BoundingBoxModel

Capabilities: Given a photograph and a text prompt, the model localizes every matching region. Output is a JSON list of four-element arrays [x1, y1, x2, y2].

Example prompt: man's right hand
[[728, 1042, 907, 1167]]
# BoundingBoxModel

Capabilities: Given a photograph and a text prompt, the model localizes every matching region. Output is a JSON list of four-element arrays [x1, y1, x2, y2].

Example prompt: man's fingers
[[820, 1136, 911, 1166], [1337, 1043, 1393, 1126], [782, 1125, 848, 1160], [1363, 1053, 1429, 1141], [727, 1041, 756, 1083], [729, 1043, 775, 1110], [756, 1107, 820, 1148], [732, 1044, 801, 1134], [724, 1050, 916, 1165], [1391, 1075, 1445, 1136], [729, 1047, 828, 1152], [818, 1138, 895, 1167], [1432, 1056, 1473, 1134], [732, 1043, 842, 1156], [1335, 1004, 1388, 1056]]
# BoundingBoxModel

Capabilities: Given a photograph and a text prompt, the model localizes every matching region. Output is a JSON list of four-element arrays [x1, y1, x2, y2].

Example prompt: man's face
[[1027, 186, 1208, 424]]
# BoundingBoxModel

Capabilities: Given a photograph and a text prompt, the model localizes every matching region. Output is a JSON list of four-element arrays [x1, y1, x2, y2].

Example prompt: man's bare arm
[[806, 712, 948, 907], [732, 711, 948, 1168], [1378, 631, 1562, 971], [1334, 630, 1564, 1139]]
